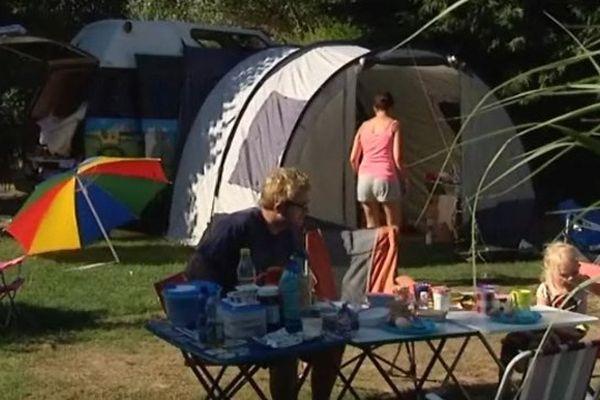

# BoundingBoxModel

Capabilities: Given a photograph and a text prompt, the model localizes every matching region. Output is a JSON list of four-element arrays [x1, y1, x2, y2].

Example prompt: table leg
[[440, 336, 471, 387], [207, 366, 227, 399], [219, 368, 248, 398], [387, 342, 417, 378], [337, 351, 368, 400], [372, 351, 415, 378], [187, 356, 265, 400], [239, 365, 269, 400], [197, 363, 229, 399], [183, 352, 222, 400], [409, 342, 417, 378], [416, 338, 447, 391], [340, 352, 366, 369], [477, 332, 504, 370], [388, 343, 402, 374], [364, 348, 406, 399], [336, 367, 362, 400], [424, 341, 472, 400]]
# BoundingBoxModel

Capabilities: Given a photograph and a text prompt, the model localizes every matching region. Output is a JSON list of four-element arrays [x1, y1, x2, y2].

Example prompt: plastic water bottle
[[237, 248, 256, 285], [196, 288, 209, 342], [279, 257, 302, 333], [293, 250, 311, 307], [205, 294, 224, 346]]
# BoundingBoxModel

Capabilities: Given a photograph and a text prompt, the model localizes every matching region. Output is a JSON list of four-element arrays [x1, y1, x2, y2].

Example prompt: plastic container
[[163, 283, 201, 328], [220, 300, 267, 339], [163, 280, 221, 329], [476, 285, 496, 315], [188, 280, 221, 296], [258, 285, 281, 332]]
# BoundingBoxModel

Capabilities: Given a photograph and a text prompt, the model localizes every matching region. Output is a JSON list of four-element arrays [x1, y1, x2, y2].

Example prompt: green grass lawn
[[0, 233, 544, 399]]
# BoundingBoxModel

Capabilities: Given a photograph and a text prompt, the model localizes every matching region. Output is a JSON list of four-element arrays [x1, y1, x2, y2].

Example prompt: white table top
[[351, 320, 477, 346], [446, 305, 598, 334]]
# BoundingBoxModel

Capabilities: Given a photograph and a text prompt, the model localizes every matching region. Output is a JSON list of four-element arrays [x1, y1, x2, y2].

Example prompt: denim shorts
[[356, 174, 401, 203]]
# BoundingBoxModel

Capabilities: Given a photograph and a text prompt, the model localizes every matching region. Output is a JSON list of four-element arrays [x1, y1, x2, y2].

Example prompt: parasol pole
[[75, 176, 120, 263]]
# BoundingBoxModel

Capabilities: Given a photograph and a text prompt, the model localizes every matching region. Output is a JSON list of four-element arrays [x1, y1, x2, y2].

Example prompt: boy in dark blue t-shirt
[[184, 167, 341, 400]]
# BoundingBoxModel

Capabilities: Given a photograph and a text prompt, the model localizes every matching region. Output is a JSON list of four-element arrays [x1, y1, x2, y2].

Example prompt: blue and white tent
[[169, 43, 536, 247]]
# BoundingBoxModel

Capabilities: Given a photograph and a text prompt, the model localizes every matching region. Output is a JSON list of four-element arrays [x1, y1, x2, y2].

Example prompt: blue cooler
[[163, 280, 221, 328]]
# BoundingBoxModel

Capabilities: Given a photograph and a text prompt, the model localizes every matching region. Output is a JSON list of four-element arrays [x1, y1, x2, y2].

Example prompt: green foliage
[[285, 19, 365, 45], [405, 0, 600, 91], [125, 0, 355, 42], [2, 0, 127, 40]]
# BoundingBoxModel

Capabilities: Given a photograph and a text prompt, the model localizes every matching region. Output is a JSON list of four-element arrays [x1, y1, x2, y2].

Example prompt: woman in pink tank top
[[349, 92, 405, 228]]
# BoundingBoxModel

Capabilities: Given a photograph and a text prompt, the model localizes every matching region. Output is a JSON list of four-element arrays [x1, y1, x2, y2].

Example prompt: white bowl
[[358, 307, 389, 327]]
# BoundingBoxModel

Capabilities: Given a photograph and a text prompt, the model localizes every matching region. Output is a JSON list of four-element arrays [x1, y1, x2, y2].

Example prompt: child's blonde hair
[[542, 242, 581, 286], [258, 167, 310, 210]]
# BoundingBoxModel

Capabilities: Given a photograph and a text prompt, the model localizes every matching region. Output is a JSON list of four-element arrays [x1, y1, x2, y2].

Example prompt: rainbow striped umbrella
[[6, 157, 169, 262]]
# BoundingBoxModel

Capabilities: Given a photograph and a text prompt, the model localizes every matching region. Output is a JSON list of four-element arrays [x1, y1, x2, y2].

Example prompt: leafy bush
[[284, 19, 365, 45]]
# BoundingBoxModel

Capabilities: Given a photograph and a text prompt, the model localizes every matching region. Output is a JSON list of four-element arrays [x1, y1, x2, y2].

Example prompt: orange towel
[[579, 262, 600, 278], [368, 226, 399, 294], [305, 229, 338, 300]]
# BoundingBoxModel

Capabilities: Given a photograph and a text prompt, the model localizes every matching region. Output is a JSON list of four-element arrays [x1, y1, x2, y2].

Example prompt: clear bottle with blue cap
[[237, 248, 256, 285]]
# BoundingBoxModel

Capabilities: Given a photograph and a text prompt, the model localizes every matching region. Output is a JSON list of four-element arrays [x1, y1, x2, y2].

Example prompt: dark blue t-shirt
[[193, 207, 298, 293]]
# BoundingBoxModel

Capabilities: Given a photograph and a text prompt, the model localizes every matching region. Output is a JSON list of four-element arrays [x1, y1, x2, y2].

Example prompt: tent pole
[[76, 176, 120, 263]]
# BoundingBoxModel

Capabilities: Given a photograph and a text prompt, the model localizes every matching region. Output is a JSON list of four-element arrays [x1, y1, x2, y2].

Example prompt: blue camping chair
[[558, 199, 600, 252]]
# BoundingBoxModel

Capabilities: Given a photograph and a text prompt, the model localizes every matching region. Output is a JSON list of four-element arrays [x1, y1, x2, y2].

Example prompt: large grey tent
[[169, 43, 536, 247]]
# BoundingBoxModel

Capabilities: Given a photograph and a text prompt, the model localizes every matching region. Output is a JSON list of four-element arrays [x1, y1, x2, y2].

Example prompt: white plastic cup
[[432, 287, 450, 312], [301, 317, 323, 340]]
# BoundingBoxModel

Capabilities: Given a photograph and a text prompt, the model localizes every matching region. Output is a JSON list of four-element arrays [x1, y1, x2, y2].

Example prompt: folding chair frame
[[0, 255, 26, 326]]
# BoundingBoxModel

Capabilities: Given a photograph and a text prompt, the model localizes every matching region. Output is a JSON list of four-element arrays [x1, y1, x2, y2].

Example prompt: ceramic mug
[[510, 289, 532, 311]]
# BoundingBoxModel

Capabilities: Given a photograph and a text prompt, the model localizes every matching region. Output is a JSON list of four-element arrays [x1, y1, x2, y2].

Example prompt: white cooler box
[[220, 300, 267, 339]]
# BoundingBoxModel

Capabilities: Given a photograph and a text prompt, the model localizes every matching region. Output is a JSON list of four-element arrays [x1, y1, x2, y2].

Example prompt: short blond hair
[[259, 167, 310, 210], [542, 242, 581, 284]]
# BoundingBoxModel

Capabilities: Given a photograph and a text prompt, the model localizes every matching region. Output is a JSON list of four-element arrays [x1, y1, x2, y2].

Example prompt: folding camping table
[[146, 320, 346, 400], [446, 305, 599, 371], [337, 320, 479, 400], [337, 306, 599, 400]]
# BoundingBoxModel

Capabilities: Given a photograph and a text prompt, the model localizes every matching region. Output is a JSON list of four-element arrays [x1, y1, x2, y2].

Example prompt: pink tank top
[[358, 120, 398, 180]]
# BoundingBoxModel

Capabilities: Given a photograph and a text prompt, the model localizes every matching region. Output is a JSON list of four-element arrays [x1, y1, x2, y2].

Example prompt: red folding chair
[[0, 255, 26, 326]]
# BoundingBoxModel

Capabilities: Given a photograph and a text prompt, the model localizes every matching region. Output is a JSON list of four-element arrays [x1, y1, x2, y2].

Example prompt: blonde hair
[[542, 242, 580, 286], [259, 167, 310, 210]]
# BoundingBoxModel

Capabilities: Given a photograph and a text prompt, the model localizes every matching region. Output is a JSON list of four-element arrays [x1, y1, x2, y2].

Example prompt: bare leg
[[269, 358, 299, 400], [361, 202, 381, 228], [382, 201, 402, 228], [310, 347, 344, 400]]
